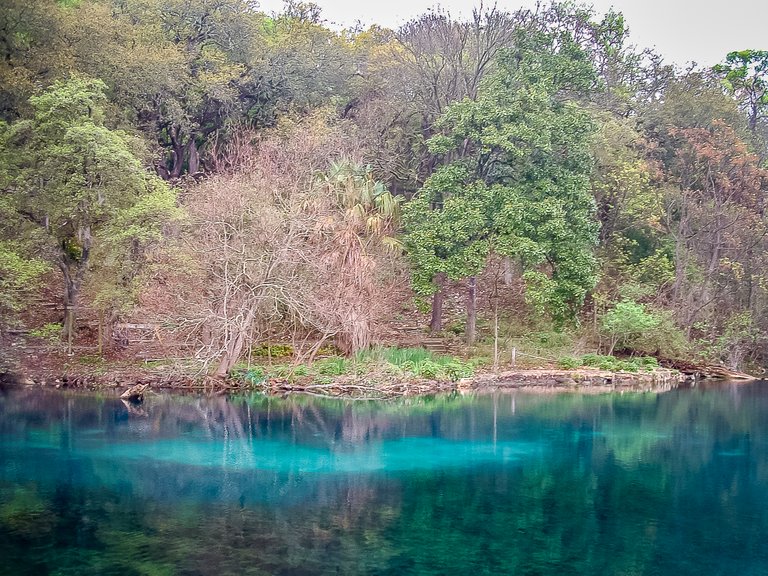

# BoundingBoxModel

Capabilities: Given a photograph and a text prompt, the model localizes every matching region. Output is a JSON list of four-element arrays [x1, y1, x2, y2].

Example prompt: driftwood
[[120, 383, 149, 402], [699, 365, 756, 380], [663, 360, 756, 380]]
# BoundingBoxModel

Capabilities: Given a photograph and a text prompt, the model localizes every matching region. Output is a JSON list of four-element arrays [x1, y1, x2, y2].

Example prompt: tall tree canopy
[[1, 76, 179, 349], [404, 30, 599, 341]]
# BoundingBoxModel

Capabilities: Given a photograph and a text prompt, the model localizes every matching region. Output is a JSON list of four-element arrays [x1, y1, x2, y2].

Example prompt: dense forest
[[1, 0, 767, 376]]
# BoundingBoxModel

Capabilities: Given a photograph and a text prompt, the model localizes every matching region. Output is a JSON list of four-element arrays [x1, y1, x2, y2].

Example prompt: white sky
[[258, 0, 768, 67]]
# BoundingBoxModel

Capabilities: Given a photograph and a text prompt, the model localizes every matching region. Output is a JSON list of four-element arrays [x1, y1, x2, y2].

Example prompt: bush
[[251, 343, 294, 358], [356, 346, 474, 382], [601, 300, 661, 354], [242, 367, 266, 384], [557, 356, 581, 370], [29, 323, 62, 342], [562, 354, 659, 373], [315, 357, 349, 376]]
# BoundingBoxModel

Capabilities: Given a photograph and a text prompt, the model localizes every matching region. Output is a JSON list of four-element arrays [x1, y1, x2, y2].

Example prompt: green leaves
[[714, 50, 768, 133], [601, 300, 662, 355], [0, 241, 49, 317], [403, 31, 599, 323], [3, 76, 182, 338]]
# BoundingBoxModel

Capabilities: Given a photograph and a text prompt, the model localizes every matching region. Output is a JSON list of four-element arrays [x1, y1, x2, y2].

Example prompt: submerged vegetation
[[1, 0, 768, 380]]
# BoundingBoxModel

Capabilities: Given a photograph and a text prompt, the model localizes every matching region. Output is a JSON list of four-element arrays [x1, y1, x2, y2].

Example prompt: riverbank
[[2, 339, 747, 399], [1, 361, 691, 399]]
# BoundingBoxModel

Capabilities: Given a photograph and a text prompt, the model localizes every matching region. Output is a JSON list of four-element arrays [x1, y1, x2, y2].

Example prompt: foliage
[[0, 241, 49, 328], [600, 300, 661, 355], [354, 347, 475, 381], [28, 323, 63, 342], [1, 0, 768, 370], [178, 117, 406, 376], [714, 50, 768, 134], [314, 357, 349, 376], [403, 29, 600, 330], [251, 344, 294, 358], [2, 76, 180, 348], [558, 353, 659, 372]]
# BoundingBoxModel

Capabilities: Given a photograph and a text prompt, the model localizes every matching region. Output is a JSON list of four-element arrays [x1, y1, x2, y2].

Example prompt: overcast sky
[[258, 0, 767, 68]]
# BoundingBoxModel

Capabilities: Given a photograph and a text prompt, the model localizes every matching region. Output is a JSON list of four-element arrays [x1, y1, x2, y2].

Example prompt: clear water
[[1, 383, 768, 575]]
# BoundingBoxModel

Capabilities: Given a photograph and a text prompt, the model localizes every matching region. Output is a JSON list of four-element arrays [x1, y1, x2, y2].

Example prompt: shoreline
[[1, 364, 697, 398]]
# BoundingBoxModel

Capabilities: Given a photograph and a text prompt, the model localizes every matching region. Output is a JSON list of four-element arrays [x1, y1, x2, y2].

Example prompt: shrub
[[557, 356, 581, 370], [315, 357, 348, 376], [251, 343, 294, 358], [353, 346, 474, 381], [29, 323, 62, 342], [442, 360, 474, 380], [415, 360, 440, 379], [563, 354, 659, 373], [601, 300, 661, 354], [242, 367, 266, 385], [632, 309, 688, 358]]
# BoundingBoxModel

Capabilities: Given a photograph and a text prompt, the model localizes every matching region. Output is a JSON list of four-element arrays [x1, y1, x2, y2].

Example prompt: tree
[[404, 30, 599, 341], [402, 165, 494, 338], [661, 121, 768, 367], [714, 50, 768, 136], [176, 116, 403, 376], [2, 76, 179, 350], [600, 300, 660, 355], [315, 160, 402, 354], [0, 0, 72, 121]]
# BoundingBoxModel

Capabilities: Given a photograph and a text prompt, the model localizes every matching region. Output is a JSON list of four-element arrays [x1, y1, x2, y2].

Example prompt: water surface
[[1, 383, 768, 575]]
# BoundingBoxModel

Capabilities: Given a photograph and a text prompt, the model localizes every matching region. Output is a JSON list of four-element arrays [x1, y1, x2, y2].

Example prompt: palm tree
[[318, 161, 402, 354]]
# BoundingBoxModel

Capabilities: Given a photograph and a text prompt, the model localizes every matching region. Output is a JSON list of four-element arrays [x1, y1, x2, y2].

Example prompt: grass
[[357, 347, 476, 380], [556, 354, 660, 373], [231, 346, 477, 387]]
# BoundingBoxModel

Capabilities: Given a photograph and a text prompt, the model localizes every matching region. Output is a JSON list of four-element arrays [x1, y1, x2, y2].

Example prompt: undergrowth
[[556, 354, 659, 372], [231, 346, 477, 386]]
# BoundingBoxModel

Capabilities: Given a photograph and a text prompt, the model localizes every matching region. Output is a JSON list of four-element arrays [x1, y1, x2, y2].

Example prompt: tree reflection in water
[[1, 384, 768, 575]]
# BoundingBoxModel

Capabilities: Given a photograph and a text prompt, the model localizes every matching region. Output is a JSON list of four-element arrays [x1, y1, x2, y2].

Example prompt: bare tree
[[168, 117, 402, 376]]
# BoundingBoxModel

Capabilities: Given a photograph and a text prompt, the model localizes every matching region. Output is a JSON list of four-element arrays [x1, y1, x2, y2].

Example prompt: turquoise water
[[2, 384, 768, 575]]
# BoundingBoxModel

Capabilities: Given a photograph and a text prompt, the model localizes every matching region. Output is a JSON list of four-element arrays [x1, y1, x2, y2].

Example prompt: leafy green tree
[[2, 76, 179, 350], [404, 31, 599, 341], [0, 0, 73, 121], [600, 300, 660, 355], [714, 50, 768, 136], [0, 242, 49, 336]]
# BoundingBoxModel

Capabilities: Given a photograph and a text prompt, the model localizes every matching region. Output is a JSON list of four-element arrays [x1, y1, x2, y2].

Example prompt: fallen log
[[661, 359, 756, 380], [120, 383, 149, 402], [700, 365, 757, 380]]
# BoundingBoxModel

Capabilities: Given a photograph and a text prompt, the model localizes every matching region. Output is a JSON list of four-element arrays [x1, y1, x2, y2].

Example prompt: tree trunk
[[430, 272, 446, 333], [214, 308, 256, 378], [58, 231, 90, 355], [493, 301, 499, 372], [62, 267, 78, 355], [502, 256, 513, 285], [169, 125, 186, 179], [188, 138, 200, 175], [466, 276, 477, 346]]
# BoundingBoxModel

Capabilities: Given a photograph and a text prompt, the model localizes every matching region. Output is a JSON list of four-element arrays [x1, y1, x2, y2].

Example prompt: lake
[[1, 383, 767, 575]]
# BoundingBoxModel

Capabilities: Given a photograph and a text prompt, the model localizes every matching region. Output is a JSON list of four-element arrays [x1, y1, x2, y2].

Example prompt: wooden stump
[[120, 383, 149, 402]]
